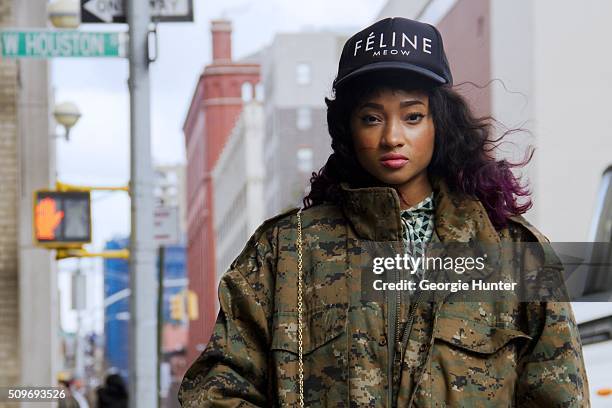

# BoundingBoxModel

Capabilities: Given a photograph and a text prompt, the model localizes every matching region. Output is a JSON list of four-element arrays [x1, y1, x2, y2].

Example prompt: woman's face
[[350, 87, 435, 187]]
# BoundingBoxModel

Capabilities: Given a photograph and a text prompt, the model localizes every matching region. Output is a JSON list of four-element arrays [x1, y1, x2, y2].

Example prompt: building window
[[255, 82, 264, 101], [296, 107, 312, 130], [296, 147, 313, 174], [296, 63, 311, 85], [241, 82, 253, 102]]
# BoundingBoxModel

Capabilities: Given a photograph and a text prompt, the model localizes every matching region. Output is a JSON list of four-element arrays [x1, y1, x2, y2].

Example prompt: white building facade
[[212, 102, 266, 285]]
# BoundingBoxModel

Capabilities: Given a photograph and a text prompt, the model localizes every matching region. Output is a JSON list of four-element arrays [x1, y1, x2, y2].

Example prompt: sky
[[55, 0, 388, 333]]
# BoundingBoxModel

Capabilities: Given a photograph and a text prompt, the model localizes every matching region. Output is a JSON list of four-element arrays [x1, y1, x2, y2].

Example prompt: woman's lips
[[380, 153, 408, 169], [381, 159, 408, 169]]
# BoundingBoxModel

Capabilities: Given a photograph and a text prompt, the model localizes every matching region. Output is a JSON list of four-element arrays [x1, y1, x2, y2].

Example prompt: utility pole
[[127, 1, 157, 407]]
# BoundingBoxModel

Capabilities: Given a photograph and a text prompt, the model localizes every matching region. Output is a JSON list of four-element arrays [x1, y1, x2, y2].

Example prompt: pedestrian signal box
[[33, 190, 92, 248], [170, 292, 185, 321], [169, 290, 199, 322]]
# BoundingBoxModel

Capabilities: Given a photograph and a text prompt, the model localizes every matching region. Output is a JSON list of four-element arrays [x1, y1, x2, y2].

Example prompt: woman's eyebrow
[[358, 100, 426, 110], [358, 102, 384, 110], [400, 100, 426, 108]]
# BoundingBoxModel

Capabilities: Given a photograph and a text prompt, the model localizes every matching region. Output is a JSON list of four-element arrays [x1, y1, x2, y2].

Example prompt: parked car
[[574, 165, 612, 407]]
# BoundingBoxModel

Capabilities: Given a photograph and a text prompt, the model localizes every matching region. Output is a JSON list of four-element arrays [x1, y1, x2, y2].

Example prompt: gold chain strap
[[296, 209, 305, 408]]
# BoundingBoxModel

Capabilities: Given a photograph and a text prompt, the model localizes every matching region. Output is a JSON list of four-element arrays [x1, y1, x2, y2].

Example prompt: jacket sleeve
[[507, 216, 590, 407], [515, 301, 590, 407], [178, 218, 281, 407]]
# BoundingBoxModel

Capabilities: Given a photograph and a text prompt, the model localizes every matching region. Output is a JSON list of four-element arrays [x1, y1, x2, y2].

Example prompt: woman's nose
[[380, 118, 405, 148]]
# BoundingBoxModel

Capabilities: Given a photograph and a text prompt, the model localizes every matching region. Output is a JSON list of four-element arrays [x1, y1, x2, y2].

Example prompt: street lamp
[[53, 102, 81, 141], [48, 0, 81, 29]]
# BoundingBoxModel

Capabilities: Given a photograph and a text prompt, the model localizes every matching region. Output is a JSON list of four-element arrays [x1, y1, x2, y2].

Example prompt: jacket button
[[379, 336, 387, 346]]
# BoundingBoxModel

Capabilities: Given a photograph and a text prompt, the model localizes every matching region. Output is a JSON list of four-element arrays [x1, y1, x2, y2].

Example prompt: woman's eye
[[361, 115, 381, 125], [405, 113, 425, 123]]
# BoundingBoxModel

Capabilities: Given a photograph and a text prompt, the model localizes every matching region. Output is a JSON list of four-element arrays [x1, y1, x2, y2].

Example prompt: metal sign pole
[[74, 259, 85, 380], [127, 0, 157, 406]]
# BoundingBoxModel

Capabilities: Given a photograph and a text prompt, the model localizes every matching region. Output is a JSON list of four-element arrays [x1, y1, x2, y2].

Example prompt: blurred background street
[[0, 0, 611, 407]]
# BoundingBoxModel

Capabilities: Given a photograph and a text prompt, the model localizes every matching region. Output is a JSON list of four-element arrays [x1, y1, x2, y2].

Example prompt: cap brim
[[334, 61, 448, 89]]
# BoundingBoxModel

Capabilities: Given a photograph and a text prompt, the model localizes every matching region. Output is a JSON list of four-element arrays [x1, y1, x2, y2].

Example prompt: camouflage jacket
[[179, 177, 589, 407]]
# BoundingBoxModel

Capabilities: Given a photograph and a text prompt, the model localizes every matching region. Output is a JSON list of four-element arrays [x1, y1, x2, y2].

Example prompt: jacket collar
[[339, 176, 501, 244]]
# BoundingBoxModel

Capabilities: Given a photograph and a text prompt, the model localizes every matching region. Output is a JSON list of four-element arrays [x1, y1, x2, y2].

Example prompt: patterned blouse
[[400, 192, 435, 278]]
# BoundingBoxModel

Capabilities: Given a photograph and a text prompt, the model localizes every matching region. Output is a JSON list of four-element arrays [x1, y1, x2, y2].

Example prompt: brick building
[[183, 19, 260, 363]]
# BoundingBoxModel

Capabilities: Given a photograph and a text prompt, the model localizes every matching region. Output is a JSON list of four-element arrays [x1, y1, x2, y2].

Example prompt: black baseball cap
[[333, 17, 453, 89]]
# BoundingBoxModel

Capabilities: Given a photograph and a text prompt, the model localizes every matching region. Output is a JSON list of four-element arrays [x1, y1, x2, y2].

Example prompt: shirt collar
[[400, 192, 434, 218], [339, 176, 501, 244]]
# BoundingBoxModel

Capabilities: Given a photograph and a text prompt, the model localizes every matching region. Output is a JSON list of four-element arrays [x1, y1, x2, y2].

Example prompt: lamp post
[[47, 0, 81, 29], [53, 102, 81, 141]]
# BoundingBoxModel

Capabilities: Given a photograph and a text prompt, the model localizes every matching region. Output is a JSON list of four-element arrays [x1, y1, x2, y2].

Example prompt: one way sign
[[81, 0, 194, 23]]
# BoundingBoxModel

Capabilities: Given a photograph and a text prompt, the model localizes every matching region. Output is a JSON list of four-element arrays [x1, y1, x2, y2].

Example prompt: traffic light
[[597, 388, 612, 396], [186, 290, 199, 321], [170, 292, 185, 321], [33, 190, 91, 248]]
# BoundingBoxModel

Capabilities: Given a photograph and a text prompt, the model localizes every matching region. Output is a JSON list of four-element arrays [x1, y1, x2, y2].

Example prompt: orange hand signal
[[597, 388, 612, 396], [35, 197, 64, 240]]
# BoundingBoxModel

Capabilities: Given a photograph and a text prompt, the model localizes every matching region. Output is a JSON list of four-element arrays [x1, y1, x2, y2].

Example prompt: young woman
[[179, 17, 589, 407]]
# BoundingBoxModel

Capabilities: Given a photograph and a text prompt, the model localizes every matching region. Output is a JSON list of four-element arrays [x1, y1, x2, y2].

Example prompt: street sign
[[154, 206, 180, 246], [0, 30, 127, 58], [34, 190, 92, 248], [81, 0, 194, 23]]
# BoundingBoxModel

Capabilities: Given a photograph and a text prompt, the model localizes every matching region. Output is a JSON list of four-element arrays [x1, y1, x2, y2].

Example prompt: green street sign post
[[0, 30, 127, 58]]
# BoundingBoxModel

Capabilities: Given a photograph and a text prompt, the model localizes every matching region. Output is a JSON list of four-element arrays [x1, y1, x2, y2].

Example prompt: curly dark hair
[[303, 72, 533, 229]]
